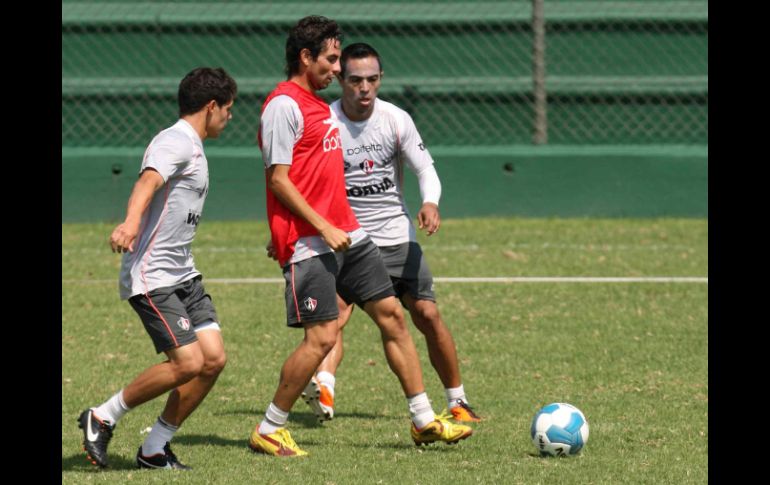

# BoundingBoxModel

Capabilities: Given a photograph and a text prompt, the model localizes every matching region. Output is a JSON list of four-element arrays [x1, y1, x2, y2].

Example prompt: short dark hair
[[340, 43, 382, 79], [285, 16, 343, 77], [178, 67, 238, 116]]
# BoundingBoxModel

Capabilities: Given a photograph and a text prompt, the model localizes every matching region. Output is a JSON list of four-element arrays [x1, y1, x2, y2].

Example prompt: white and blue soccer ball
[[530, 402, 589, 457]]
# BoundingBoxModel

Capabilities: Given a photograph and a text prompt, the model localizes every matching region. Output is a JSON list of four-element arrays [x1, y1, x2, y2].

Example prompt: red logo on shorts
[[304, 297, 318, 312], [176, 317, 191, 331]]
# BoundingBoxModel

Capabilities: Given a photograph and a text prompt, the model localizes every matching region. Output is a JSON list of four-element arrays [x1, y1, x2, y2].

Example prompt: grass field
[[62, 217, 708, 484]]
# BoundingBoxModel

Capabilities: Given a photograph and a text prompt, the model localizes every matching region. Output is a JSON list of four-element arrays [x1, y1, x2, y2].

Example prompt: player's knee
[[421, 305, 440, 323], [337, 311, 352, 331], [175, 358, 204, 382], [376, 296, 402, 317], [171, 351, 205, 382], [202, 351, 227, 378], [305, 323, 338, 356], [413, 305, 442, 333], [316, 334, 337, 356], [337, 302, 354, 329], [376, 302, 409, 336]]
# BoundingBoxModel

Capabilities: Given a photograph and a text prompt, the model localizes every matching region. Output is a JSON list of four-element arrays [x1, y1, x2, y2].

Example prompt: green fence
[[62, 1, 708, 221], [62, 0, 708, 148]]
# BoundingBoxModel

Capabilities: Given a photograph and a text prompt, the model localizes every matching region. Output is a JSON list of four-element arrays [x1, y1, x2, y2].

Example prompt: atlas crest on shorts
[[176, 317, 191, 331], [304, 297, 318, 312]]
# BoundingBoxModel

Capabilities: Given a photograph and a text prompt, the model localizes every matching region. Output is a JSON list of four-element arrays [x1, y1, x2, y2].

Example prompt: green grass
[[62, 217, 707, 484]]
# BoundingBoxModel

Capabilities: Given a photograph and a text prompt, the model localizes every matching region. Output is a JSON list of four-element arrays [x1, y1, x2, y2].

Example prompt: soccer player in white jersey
[[301, 43, 482, 424], [77, 67, 237, 470]]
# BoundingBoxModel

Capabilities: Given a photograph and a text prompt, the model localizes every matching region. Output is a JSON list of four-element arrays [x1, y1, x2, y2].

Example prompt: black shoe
[[78, 409, 115, 468], [136, 442, 192, 470]]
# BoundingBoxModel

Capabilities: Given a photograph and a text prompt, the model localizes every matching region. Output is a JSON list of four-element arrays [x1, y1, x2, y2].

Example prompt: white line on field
[[62, 276, 707, 284], [61, 242, 700, 255], [420, 243, 698, 252], [435, 277, 708, 283]]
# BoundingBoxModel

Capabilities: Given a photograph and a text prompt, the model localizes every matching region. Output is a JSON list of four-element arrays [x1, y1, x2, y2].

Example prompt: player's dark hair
[[285, 16, 343, 77], [340, 42, 383, 79], [178, 67, 238, 116]]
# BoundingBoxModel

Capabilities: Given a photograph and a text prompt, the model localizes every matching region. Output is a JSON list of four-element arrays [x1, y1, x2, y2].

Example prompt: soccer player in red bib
[[248, 16, 473, 457]]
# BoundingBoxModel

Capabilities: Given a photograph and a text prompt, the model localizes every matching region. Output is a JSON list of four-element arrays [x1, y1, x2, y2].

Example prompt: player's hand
[[266, 240, 278, 261], [109, 222, 139, 253], [320, 226, 352, 252], [417, 202, 441, 236]]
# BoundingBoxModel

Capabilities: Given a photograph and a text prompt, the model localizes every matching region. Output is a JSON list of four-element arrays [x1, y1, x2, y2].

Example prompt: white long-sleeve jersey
[[330, 98, 441, 246]]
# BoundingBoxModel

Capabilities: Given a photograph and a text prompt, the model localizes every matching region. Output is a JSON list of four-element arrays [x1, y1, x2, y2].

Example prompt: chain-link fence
[[62, 0, 708, 148]]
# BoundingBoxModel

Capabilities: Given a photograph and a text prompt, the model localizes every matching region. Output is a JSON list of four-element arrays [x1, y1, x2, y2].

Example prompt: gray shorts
[[379, 242, 436, 303], [284, 238, 395, 328], [128, 276, 219, 353]]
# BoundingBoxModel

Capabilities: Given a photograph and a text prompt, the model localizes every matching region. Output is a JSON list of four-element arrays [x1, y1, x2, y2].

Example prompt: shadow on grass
[[175, 433, 327, 450], [326, 411, 390, 421], [63, 435, 271, 472], [63, 431, 464, 470], [352, 442, 415, 451], [216, 408, 384, 425], [62, 453, 138, 472], [173, 434, 246, 447]]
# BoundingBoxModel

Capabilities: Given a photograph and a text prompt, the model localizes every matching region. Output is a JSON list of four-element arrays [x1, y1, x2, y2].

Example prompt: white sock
[[446, 385, 468, 409], [407, 392, 435, 429], [93, 389, 131, 424], [316, 371, 336, 396], [141, 416, 178, 456], [259, 402, 289, 435]]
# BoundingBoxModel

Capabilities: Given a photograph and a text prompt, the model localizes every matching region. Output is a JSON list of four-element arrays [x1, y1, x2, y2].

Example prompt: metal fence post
[[532, 0, 548, 145]]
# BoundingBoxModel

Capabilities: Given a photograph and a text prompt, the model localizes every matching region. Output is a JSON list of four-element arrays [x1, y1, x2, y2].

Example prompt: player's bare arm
[[266, 164, 351, 251], [417, 202, 441, 236], [110, 168, 165, 253]]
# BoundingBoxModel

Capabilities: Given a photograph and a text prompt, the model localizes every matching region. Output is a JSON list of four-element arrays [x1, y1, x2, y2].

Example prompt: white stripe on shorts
[[194, 320, 221, 332]]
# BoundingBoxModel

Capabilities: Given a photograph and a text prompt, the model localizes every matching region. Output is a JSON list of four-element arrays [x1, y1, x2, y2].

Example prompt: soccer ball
[[530, 402, 589, 457]]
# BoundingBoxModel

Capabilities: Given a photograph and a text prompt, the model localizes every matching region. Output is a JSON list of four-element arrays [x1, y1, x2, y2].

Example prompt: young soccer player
[[78, 67, 237, 470]]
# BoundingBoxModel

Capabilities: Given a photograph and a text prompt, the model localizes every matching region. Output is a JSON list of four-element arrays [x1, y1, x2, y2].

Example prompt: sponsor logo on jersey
[[322, 118, 342, 152], [346, 143, 383, 156], [359, 159, 375, 174], [304, 297, 318, 312], [187, 211, 201, 226], [343, 161, 351, 171], [418, 142, 426, 151], [177, 317, 191, 331], [346, 177, 395, 198]]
